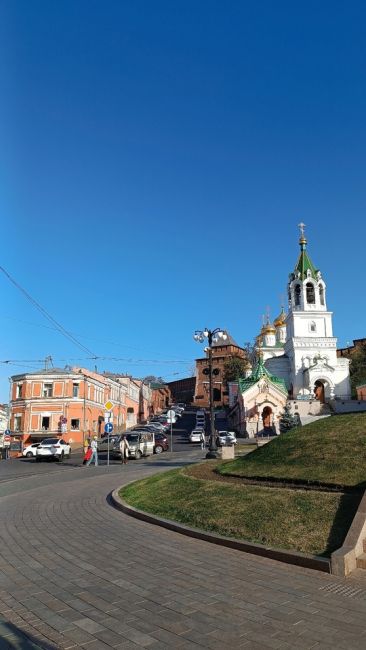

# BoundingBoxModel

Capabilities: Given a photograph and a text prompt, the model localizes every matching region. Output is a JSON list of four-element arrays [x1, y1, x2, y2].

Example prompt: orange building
[[150, 383, 171, 414], [9, 367, 127, 447]]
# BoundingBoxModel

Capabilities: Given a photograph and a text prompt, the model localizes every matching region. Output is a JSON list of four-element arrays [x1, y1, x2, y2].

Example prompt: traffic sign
[[104, 400, 114, 411], [4, 429, 11, 436], [167, 410, 176, 419], [104, 422, 114, 434], [4, 434, 11, 447], [166, 416, 176, 424]]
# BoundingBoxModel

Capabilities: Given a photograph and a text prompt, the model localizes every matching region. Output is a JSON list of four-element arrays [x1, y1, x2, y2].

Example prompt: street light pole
[[193, 327, 227, 459]]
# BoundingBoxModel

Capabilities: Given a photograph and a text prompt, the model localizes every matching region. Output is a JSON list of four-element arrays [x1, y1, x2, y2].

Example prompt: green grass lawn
[[219, 413, 366, 487], [119, 414, 366, 556], [120, 468, 360, 556]]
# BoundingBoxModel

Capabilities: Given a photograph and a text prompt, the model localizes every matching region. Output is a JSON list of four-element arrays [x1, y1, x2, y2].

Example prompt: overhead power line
[[0, 266, 98, 358]]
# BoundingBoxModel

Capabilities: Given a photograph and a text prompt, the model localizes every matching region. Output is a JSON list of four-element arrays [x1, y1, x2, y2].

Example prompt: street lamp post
[[193, 328, 227, 459]]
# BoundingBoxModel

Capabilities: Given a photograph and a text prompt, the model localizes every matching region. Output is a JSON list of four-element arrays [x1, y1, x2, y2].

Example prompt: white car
[[189, 428, 204, 443], [22, 443, 41, 458], [36, 438, 71, 462], [217, 431, 237, 446]]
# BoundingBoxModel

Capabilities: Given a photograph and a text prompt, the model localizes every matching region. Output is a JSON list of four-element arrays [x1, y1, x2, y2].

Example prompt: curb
[[110, 487, 330, 574]]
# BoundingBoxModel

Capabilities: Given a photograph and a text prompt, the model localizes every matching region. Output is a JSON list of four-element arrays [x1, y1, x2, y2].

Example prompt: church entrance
[[262, 406, 272, 427], [314, 380, 325, 403]]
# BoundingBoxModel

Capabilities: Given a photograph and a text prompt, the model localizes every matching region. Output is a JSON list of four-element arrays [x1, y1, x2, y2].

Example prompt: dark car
[[154, 433, 169, 454]]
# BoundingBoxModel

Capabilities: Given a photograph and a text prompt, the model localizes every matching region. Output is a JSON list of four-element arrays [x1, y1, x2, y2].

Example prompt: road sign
[[4, 429, 11, 436], [104, 422, 114, 434], [104, 401, 114, 411], [166, 416, 176, 424], [4, 434, 11, 447], [167, 410, 176, 419]]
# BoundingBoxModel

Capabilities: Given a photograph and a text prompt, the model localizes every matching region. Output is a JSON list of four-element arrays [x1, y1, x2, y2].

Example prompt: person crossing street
[[86, 436, 99, 466]]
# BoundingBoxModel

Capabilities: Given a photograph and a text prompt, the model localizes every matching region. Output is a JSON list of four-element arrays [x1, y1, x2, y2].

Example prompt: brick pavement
[[1, 455, 366, 649]]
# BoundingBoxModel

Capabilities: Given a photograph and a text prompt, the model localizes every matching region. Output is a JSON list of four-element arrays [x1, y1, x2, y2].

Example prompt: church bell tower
[[284, 224, 350, 400]]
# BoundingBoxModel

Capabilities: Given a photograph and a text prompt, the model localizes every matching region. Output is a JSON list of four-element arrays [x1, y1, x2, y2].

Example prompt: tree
[[348, 342, 366, 398], [143, 375, 165, 384], [279, 403, 301, 433], [223, 355, 250, 384]]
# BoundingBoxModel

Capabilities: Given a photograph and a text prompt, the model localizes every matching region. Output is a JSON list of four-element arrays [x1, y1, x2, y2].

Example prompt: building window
[[41, 416, 50, 430], [43, 383, 53, 397], [16, 384, 23, 398], [294, 284, 301, 306], [71, 418, 80, 430], [306, 283, 315, 304], [310, 321, 316, 333], [72, 383, 79, 397], [319, 285, 325, 306], [14, 415, 22, 431]]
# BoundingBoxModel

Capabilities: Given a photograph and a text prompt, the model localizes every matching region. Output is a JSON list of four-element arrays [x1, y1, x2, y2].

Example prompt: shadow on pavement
[[0, 618, 53, 649]]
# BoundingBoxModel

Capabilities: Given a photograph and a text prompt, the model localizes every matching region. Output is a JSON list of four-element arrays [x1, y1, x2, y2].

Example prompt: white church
[[230, 224, 351, 437]]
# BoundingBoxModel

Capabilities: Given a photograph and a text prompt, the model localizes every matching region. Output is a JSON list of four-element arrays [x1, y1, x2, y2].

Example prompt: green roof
[[294, 239, 318, 281], [238, 356, 288, 396]]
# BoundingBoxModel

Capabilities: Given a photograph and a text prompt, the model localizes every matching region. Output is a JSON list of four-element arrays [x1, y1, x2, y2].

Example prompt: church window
[[294, 284, 301, 306], [306, 282, 315, 304], [319, 284, 325, 305]]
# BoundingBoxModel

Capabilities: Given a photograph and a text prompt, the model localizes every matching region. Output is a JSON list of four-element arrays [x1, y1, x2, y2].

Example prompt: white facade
[[257, 226, 351, 402]]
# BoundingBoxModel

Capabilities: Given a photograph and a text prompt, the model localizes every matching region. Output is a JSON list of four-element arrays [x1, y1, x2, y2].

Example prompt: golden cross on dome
[[298, 222, 306, 237]]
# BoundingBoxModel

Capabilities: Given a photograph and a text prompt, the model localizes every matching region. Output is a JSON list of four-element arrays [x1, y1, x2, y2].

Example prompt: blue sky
[[1, 1, 365, 401]]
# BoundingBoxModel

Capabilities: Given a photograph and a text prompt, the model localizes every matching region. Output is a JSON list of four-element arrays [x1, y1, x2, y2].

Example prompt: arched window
[[294, 284, 301, 306], [310, 321, 316, 333], [319, 284, 325, 306], [306, 282, 315, 304], [294, 284, 301, 305]]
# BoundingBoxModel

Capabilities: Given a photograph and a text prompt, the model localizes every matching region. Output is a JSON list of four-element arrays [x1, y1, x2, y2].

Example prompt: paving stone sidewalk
[[1, 456, 366, 649]]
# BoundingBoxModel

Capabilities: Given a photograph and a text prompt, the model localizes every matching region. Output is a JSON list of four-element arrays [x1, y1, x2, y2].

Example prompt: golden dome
[[274, 308, 286, 328], [263, 323, 276, 334]]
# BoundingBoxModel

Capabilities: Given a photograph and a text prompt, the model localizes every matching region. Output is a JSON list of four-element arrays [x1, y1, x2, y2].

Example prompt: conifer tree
[[279, 403, 300, 433]]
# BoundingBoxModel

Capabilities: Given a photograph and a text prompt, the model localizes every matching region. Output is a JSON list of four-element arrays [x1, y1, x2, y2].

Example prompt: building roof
[[212, 332, 242, 348], [293, 235, 318, 281], [11, 367, 75, 380], [150, 382, 168, 390], [274, 307, 286, 327], [238, 356, 288, 395]]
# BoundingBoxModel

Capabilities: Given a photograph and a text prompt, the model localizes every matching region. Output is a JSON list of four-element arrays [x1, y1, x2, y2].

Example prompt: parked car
[[189, 429, 204, 443], [98, 436, 119, 452], [35, 438, 71, 461], [145, 423, 165, 432], [111, 431, 154, 460], [22, 442, 41, 458], [216, 431, 237, 447], [154, 433, 169, 454]]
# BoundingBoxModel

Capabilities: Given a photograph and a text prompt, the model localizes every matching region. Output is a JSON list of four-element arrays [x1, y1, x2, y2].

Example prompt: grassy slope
[[219, 413, 366, 487], [120, 415, 366, 556], [120, 469, 360, 556]]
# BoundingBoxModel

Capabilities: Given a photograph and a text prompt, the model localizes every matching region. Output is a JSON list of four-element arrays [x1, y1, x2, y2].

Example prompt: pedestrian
[[119, 435, 130, 465], [200, 431, 205, 450], [86, 435, 98, 466]]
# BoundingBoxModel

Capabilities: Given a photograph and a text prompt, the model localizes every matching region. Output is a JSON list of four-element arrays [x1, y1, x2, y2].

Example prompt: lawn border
[[110, 486, 331, 574]]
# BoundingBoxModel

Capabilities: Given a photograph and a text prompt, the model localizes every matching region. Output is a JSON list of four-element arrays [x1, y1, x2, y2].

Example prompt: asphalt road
[[0, 410, 199, 483]]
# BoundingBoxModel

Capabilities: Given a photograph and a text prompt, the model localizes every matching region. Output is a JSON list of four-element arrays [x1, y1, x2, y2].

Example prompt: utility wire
[[0, 266, 98, 358]]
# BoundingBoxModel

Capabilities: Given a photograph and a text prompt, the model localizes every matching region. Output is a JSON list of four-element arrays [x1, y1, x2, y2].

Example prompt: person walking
[[119, 435, 130, 465], [86, 435, 99, 466], [200, 430, 205, 450]]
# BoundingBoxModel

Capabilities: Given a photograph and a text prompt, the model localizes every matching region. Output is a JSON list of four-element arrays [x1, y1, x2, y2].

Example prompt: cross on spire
[[298, 222, 306, 237]]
